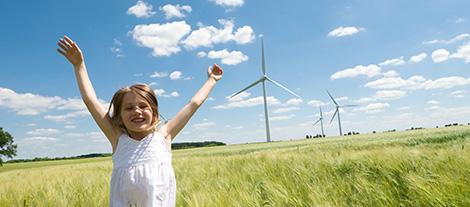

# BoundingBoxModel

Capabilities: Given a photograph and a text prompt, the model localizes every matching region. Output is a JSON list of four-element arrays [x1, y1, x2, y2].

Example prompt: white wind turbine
[[231, 38, 300, 142], [313, 106, 325, 137], [327, 90, 358, 136]]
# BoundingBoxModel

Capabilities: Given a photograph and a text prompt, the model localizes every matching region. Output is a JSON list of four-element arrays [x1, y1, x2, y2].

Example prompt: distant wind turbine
[[231, 38, 300, 142], [313, 106, 325, 137], [326, 90, 358, 136]]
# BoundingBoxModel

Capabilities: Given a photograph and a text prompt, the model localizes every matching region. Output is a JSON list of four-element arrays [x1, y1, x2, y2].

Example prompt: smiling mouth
[[131, 117, 145, 123]]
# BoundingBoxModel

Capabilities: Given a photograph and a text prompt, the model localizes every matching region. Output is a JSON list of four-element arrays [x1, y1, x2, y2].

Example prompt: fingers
[[207, 65, 212, 74], [212, 64, 223, 75], [57, 41, 69, 51], [63, 36, 74, 46], [57, 48, 66, 56]]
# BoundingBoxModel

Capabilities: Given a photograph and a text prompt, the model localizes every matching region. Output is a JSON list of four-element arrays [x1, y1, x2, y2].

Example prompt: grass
[[1, 126, 469, 206]]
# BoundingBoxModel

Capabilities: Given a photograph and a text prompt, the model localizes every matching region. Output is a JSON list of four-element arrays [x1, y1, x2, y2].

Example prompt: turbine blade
[[230, 77, 265, 98], [330, 109, 338, 124], [261, 38, 266, 75], [313, 118, 321, 126], [265, 76, 300, 98], [326, 90, 338, 106]]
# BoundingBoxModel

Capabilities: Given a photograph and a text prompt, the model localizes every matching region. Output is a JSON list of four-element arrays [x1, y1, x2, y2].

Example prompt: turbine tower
[[313, 106, 324, 137], [231, 38, 300, 142], [327, 90, 357, 136]]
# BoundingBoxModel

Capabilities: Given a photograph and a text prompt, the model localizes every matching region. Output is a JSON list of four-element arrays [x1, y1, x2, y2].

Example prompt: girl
[[57, 36, 223, 206]]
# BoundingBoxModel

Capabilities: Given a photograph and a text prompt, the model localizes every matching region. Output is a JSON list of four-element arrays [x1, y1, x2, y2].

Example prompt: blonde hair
[[109, 83, 159, 134]]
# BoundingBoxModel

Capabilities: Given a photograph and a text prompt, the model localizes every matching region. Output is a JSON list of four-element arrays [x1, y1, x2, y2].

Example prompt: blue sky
[[1, 0, 470, 159]]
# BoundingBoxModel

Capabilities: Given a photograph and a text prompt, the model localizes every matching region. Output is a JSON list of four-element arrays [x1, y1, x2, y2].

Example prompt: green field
[[1, 126, 469, 206]]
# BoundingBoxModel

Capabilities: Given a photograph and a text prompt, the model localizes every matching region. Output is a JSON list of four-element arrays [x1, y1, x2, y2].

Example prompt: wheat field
[[1, 126, 469, 206]]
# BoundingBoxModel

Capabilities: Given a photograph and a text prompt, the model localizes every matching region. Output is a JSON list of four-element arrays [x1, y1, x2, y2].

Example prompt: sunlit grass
[[1, 126, 469, 206]]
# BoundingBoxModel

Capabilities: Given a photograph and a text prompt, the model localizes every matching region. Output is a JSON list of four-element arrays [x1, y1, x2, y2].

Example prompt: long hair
[[108, 83, 159, 134]]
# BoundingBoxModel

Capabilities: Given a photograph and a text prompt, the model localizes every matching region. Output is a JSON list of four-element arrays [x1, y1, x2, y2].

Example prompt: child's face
[[120, 92, 155, 138]]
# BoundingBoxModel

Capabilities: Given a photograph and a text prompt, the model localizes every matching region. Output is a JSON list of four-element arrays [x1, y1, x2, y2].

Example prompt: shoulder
[[156, 124, 172, 143]]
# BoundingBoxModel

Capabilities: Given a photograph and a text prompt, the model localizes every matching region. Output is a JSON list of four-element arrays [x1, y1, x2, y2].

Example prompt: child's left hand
[[208, 64, 223, 81]]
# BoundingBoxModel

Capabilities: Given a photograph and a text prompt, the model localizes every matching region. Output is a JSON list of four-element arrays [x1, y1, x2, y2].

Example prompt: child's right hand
[[57, 35, 84, 67]]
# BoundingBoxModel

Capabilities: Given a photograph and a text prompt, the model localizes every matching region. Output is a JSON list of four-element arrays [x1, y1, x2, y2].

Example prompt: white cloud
[[450, 41, 470, 63], [170, 71, 182, 80], [423, 33, 469, 45], [355, 103, 390, 113], [0, 88, 65, 115], [182, 19, 254, 49], [284, 98, 303, 106], [212, 0, 244, 7], [44, 110, 89, 122], [383, 70, 399, 78], [27, 128, 61, 136], [331, 64, 381, 80], [272, 107, 300, 114], [197, 51, 207, 58], [207, 49, 248, 65], [354, 90, 406, 104], [111, 39, 124, 57], [192, 121, 216, 130], [456, 18, 466, 24], [213, 96, 280, 109], [153, 89, 180, 98], [127, 1, 156, 18], [451, 90, 466, 98], [379, 57, 405, 66], [170, 91, 180, 97], [307, 100, 328, 107], [150, 72, 168, 78], [228, 91, 251, 102], [270, 114, 295, 121], [421, 76, 470, 90], [365, 76, 426, 90], [409, 53, 427, 63], [160, 4, 191, 19], [130, 21, 191, 56], [234, 26, 255, 44], [328, 26, 363, 37], [427, 100, 439, 105], [22, 137, 59, 142], [432, 49, 450, 63]]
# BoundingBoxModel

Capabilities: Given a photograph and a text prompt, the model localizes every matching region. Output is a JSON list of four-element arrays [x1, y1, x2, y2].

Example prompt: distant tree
[[0, 127, 17, 166]]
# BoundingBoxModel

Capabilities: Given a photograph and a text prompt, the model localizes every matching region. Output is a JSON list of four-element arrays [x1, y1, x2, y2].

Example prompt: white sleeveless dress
[[110, 131, 176, 207]]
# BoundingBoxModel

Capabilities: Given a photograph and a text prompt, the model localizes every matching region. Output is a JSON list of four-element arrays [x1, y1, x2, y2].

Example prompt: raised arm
[[160, 64, 223, 142], [57, 36, 120, 150]]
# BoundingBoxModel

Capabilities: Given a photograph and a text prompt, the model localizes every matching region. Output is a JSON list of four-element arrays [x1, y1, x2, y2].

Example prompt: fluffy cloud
[[182, 19, 254, 49], [207, 49, 248, 65], [450, 41, 470, 63], [379, 57, 405, 66], [213, 96, 280, 109], [153, 89, 180, 98], [160, 4, 191, 19], [131, 21, 191, 56], [150, 71, 168, 78], [354, 103, 390, 113], [127, 1, 155, 18], [27, 128, 62, 136], [169, 71, 182, 80], [0, 87, 65, 115], [423, 33, 469, 45], [307, 100, 328, 107], [212, 0, 244, 7], [272, 107, 300, 114], [328, 26, 363, 37], [409, 53, 427, 63], [421, 76, 470, 90], [355, 90, 406, 104], [365, 76, 426, 90], [431, 49, 450, 63], [331, 64, 381, 80]]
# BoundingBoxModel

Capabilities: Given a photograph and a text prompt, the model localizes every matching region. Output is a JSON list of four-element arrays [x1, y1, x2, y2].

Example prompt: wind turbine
[[231, 38, 300, 142], [326, 90, 357, 136], [313, 106, 324, 137]]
